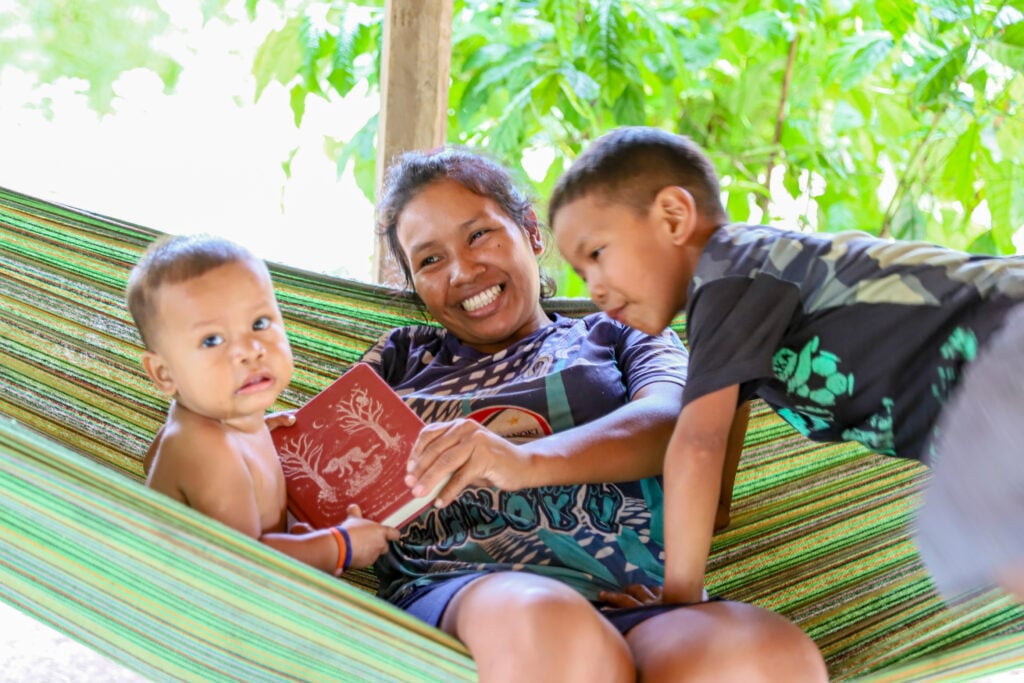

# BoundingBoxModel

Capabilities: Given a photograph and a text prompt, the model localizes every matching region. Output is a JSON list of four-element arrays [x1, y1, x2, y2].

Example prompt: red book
[[273, 363, 438, 529]]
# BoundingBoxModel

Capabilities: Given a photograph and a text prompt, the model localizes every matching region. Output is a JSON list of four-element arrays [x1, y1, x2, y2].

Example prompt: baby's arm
[[262, 506, 399, 573], [662, 384, 740, 605]]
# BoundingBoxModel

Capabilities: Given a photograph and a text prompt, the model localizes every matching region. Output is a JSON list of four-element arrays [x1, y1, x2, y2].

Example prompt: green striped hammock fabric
[[0, 187, 1021, 682]]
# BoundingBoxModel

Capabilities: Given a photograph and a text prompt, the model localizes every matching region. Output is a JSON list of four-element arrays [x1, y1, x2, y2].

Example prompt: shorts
[[915, 303, 1024, 598], [392, 572, 705, 635]]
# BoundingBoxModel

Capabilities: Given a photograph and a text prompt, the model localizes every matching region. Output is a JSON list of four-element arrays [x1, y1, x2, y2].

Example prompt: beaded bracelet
[[329, 526, 352, 576]]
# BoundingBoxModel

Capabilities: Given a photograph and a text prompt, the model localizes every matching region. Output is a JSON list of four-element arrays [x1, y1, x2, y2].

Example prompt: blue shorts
[[391, 572, 703, 635]]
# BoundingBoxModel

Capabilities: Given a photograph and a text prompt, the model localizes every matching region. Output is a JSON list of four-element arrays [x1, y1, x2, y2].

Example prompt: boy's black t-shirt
[[683, 224, 1024, 461]]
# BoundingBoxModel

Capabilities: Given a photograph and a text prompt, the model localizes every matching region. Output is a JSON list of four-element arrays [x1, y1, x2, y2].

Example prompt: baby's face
[[553, 193, 688, 336], [143, 259, 293, 429]]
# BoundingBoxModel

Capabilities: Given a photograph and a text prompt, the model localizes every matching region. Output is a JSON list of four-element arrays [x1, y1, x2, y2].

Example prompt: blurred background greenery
[[1, 0, 1022, 295]]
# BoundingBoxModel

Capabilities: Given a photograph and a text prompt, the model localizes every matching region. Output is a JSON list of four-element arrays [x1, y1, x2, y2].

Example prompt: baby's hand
[[265, 410, 297, 431], [338, 504, 400, 570], [289, 521, 314, 535]]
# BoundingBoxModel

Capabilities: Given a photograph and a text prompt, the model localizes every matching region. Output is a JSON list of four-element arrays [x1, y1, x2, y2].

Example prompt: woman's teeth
[[462, 285, 502, 311]]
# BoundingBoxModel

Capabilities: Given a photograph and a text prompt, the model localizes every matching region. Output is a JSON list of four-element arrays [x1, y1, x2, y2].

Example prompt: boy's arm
[[406, 381, 683, 501], [716, 400, 751, 531], [662, 383, 740, 604]]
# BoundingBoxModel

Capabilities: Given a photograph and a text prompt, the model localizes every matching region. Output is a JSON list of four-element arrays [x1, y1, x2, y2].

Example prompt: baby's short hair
[[126, 234, 265, 349], [549, 126, 727, 225]]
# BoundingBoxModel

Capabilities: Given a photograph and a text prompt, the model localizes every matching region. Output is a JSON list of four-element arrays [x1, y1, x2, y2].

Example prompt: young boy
[[549, 126, 1024, 605], [127, 234, 398, 576]]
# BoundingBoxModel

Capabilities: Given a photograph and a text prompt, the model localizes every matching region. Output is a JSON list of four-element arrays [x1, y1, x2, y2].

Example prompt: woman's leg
[[625, 601, 828, 683], [440, 572, 635, 683]]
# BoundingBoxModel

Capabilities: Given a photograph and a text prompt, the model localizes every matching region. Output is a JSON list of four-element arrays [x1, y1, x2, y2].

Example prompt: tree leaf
[[253, 16, 303, 100], [912, 42, 969, 107], [938, 123, 979, 208], [824, 31, 894, 90], [739, 10, 788, 40], [875, 0, 918, 41], [334, 114, 379, 202], [560, 64, 600, 102], [289, 83, 306, 127], [584, 0, 628, 97], [891, 194, 927, 241], [611, 82, 646, 125], [983, 160, 1024, 250], [922, 0, 972, 24], [985, 21, 1024, 72]]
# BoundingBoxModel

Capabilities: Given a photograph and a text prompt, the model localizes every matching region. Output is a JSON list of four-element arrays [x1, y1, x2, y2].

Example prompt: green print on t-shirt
[[773, 336, 854, 407], [931, 326, 978, 402], [841, 398, 895, 455]]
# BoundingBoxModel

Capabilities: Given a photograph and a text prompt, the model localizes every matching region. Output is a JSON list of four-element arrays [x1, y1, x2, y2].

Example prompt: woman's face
[[396, 179, 550, 354]]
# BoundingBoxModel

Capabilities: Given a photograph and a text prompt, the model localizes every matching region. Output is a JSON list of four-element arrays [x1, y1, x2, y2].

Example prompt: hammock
[[0, 186, 1021, 682]]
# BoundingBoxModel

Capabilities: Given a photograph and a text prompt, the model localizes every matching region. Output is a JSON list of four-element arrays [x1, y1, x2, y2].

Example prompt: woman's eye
[[253, 316, 271, 331], [470, 228, 488, 242], [590, 247, 604, 261], [418, 254, 440, 268], [201, 334, 223, 348]]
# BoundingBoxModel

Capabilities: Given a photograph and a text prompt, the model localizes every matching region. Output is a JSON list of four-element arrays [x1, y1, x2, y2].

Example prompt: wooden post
[[373, 0, 454, 286]]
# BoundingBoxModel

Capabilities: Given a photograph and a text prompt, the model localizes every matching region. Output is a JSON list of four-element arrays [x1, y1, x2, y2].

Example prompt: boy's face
[[142, 259, 294, 429], [396, 179, 550, 354], [553, 191, 692, 336]]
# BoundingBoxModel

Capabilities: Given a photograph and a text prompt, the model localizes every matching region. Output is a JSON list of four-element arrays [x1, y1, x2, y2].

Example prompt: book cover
[[273, 362, 438, 529]]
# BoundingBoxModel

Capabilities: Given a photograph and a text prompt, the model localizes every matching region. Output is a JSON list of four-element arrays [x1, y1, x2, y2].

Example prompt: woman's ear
[[524, 208, 544, 254], [652, 186, 698, 246], [142, 351, 177, 396]]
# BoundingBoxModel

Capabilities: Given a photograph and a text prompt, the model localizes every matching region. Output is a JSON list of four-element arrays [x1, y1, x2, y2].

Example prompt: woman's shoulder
[[360, 324, 448, 373], [564, 310, 683, 347]]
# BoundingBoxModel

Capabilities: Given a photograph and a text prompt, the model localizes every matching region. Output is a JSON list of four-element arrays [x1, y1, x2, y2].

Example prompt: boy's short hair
[[548, 126, 728, 225], [126, 234, 265, 349]]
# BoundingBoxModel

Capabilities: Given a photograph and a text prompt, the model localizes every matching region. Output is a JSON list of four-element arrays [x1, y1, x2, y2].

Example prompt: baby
[[127, 234, 397, 575]]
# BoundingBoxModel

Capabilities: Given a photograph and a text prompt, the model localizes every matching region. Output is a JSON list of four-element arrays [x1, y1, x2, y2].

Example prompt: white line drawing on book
[[332, 385, 404, 452], [278, 383, 408, 511]]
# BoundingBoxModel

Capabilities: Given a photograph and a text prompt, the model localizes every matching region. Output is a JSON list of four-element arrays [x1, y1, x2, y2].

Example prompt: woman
[[360, 148, 827, 682]]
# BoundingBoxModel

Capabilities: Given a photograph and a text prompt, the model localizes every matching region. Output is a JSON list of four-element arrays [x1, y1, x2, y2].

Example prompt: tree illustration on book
[[273, 363, 444, 529]]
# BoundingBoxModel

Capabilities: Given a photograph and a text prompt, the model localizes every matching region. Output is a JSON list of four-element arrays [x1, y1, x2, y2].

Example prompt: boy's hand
[[599, 584, 664, 608], [598, 584, 709, 608], [338, 504, 400, 570], [265, 411, 296, 431]]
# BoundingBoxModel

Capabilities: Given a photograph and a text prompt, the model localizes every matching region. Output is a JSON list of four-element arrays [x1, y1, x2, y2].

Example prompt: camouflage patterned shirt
[[684, 223, 1024, 460]]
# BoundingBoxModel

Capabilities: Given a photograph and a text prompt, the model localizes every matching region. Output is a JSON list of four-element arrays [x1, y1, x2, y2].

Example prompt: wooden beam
[[373, 0, 454, 285]]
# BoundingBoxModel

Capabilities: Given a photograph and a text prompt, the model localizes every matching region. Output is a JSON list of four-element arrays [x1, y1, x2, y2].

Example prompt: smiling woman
[[347, 147, 829, 683], [394, 178, 550, 354]]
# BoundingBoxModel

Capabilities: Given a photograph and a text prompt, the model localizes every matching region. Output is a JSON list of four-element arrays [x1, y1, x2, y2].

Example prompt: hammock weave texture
[[0, 186, 1021, 682]]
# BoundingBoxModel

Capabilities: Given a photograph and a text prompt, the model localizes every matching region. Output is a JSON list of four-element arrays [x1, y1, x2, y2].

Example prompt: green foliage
[[0, 0, 180, 113], [6, 0, 1023, 293]]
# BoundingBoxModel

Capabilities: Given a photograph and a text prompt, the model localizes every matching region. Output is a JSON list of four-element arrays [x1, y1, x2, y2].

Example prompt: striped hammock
[[1, 186, 1021, 682]]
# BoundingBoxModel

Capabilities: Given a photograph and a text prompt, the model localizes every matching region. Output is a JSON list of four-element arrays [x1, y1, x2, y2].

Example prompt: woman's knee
[[627, 601, 827, 683], [444, 573, 634, 682]]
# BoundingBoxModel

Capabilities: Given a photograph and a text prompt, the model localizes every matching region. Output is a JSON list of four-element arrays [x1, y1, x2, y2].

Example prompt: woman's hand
[[405, 419, 532, 506]]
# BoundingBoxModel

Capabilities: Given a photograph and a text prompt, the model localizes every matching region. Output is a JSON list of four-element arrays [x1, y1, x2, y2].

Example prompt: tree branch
[[760, 29, 800, 214]]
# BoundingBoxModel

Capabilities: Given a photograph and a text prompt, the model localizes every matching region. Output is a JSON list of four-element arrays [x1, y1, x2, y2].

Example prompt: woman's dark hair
[[376, 147, 555, 298]]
